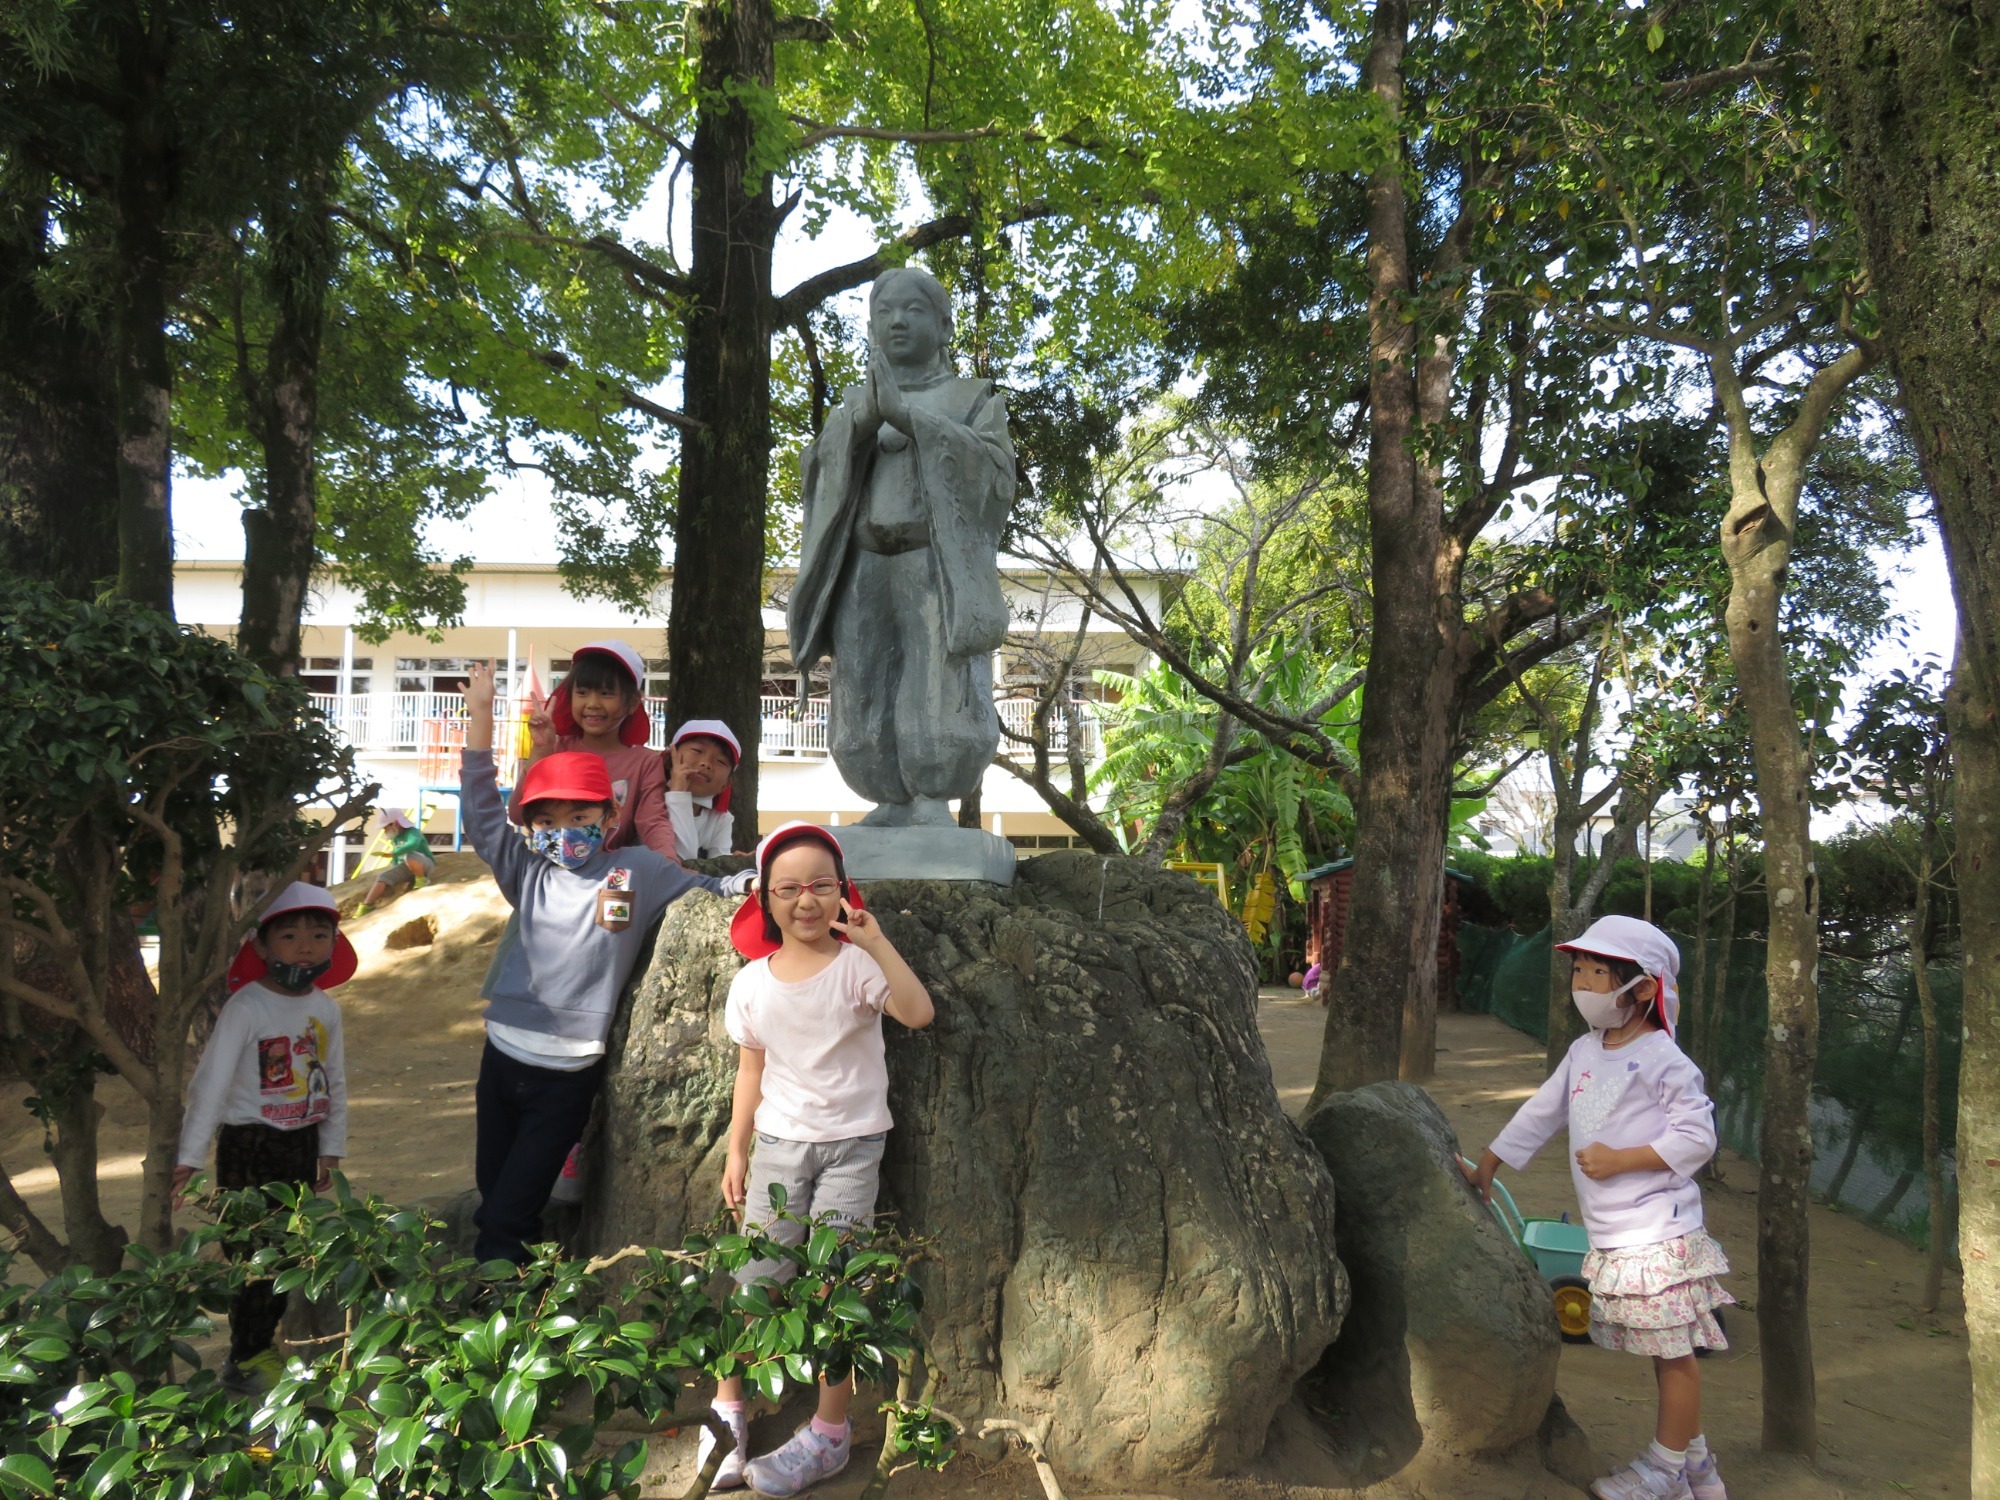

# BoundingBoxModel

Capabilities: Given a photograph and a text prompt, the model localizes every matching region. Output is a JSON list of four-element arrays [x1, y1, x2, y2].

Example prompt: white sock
[[1686, 1433, 1710, 1462], [1649, 1439, 1687, 1471]]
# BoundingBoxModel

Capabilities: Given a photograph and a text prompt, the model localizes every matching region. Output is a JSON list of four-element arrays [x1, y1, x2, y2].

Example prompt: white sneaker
[[1591, 1453, 1693, 1500], [695, 1407, 749, 1490], [743, 1421, 851, 1496], [1684, 1445, 1727, 1500]]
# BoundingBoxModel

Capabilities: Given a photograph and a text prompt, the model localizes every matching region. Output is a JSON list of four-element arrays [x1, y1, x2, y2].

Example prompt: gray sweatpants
[[736, 1131, 886, 1285]]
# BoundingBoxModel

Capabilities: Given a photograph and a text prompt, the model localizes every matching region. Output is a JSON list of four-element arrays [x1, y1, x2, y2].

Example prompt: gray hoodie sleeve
[[461, 748, 534, 905]]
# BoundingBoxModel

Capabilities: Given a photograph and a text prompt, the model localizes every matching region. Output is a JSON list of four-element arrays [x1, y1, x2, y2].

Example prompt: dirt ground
[[0, 863, 1971, 1497]]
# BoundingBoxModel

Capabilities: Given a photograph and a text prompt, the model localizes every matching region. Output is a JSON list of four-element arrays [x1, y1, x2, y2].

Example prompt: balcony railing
[[305, 692, 1099, 768]]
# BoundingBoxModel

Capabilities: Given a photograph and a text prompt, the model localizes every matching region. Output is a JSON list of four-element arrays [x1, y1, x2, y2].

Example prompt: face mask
[[1572, 974, 1647, 1031], [266, 957, 332, 991], [527, 822, 606, 869]]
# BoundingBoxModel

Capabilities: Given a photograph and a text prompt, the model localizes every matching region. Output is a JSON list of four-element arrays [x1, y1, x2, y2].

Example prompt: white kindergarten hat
[[672, 718, 742, 764], [1556, 916, 1682, 1036]]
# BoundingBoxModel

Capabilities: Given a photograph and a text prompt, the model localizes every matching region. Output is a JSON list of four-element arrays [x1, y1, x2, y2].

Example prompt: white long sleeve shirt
[[1488, 1028, 1717, 1250], [177, 981, 347, 1166], [665, 789, 735, 860]]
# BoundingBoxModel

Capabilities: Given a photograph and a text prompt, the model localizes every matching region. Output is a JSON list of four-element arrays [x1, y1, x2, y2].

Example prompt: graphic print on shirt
[[257, 1017, 333, 1129], [1569, 1059, 1634, 1142], [610, 778, 629, 826]]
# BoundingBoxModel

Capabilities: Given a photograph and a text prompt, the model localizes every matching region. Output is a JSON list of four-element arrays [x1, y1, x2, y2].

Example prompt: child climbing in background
[[517, 641, 673, 856], [354, 809, 434, 916], [699, 822, 934, 1495], [1465, 916, 1733, 1500], [175, 883, 353, 1395], [664, 719, 743, 859]]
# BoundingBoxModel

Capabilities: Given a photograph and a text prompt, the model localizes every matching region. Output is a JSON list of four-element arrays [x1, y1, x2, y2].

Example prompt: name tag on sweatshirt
[[596, 870, 635, 932]]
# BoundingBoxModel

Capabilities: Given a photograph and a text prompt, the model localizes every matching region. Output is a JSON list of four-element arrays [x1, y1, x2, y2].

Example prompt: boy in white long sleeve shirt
[[175, 882, 355, 1394]]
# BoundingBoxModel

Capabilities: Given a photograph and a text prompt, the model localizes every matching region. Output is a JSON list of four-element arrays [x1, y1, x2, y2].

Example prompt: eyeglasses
[[768, 879, 842, 902]]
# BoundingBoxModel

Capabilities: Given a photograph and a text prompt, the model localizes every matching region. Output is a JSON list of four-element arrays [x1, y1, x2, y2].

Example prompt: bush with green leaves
[[0, 1178, 949, 1499]]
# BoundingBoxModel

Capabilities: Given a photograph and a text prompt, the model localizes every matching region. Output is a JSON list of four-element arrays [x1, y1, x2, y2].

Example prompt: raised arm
[[460, 662, 533, 902], [836, 902, 934, 1029]]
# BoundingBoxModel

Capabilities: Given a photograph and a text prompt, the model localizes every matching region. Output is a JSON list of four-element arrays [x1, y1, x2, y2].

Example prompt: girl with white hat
[[1466, 915, 1735, 1500]]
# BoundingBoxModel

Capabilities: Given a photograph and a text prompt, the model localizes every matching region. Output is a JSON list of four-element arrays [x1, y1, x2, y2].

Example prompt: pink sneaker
[[1685, 1445, 1727, 1500], [1591, 1452, 1693, 1500]]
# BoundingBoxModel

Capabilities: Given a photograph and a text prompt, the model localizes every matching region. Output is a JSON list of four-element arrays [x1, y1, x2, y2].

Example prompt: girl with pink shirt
[[702, 822, 935, 1495], [1467, 916, 1734, 1500], [518, 640, 673, 856]]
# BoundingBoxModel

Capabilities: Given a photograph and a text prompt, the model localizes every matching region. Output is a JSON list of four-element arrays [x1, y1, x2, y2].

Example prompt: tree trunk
[[1951, 655, 2000, 1481], [1316, 0, 1456, 1095], [1544, 806, 1583, 1069], [1686, 820, 1717, 1078], [1912, 824, 1946, 1312], [0, 197, 122, 597], [1795, 6, 2000, 1473], [110, 13, 177, 617], [42, 1034, 130, 1276], [670, 0, 783, 848], [239, 184, 333, 675], [1704, 812, 1740, 1075], [1719, 430, 1822, 1459]]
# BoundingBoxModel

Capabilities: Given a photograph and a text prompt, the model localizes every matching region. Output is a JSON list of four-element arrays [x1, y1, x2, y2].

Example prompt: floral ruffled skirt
[[1581, 1228, 1736, 1358]]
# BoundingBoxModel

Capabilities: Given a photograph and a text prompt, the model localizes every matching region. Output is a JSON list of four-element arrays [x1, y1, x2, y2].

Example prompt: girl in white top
[[702, 822, 934, 1496], [1467, 916, 1734, 1500]]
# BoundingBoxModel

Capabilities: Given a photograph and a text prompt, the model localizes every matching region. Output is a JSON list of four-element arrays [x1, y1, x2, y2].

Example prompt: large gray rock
[[1299, 1082, 1559, 1478], [582, 852, 1347, 1482]]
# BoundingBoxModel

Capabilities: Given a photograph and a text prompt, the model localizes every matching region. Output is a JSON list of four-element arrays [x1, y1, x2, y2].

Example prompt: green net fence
[[1455, 922, 1961, 1252]]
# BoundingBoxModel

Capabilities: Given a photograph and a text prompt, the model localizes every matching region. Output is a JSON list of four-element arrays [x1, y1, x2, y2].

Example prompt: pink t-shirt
[[724, 944, 893, 1143], [1487, 1028, 1717, 1250], [511, 738, 672, 857]]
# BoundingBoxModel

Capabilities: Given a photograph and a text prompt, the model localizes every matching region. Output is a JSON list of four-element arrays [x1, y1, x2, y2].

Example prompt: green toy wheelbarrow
[[1463, 1158, 1594, 1344]]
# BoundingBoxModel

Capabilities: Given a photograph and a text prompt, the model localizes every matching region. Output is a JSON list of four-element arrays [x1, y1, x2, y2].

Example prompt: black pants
[[473, 1043, 604, 1265], [215, 1121, 319, 1362]]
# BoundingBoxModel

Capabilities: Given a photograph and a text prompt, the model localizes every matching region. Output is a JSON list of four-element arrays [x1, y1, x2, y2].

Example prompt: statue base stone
[[582, 852, 1345, 1484], [830, 823, 1017, 883]]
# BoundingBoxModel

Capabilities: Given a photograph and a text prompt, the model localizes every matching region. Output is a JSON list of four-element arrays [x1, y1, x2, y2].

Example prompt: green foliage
[[0, 580, 361, 898], [0, 1176, 941, 1499]]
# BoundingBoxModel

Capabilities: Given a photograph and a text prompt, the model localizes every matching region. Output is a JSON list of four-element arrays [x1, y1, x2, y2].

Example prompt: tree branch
[[774, 200, 1054, 320]]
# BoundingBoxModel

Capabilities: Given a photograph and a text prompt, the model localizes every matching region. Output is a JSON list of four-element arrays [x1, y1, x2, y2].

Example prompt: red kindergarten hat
[[549, 640, 650, 747], [729, 822, 864, 959], [228, 882, 358, 993], [511, 751, 616, 824]]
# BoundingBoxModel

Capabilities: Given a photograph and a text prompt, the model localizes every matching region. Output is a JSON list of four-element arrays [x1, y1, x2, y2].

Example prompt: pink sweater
[[1488, 1029, 1717, 1250]]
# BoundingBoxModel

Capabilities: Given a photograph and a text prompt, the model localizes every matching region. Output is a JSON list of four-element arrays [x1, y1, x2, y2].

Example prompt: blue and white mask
[[526, 823, 606, 870]]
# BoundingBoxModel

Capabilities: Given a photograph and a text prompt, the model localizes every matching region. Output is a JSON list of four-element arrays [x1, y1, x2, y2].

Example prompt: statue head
[[869, 268, 953, 377]]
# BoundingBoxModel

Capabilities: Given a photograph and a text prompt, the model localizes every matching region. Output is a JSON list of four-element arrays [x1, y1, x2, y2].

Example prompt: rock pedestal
[[1299, 1083, 1560, 1479], [581, 853, 1346, 1483]]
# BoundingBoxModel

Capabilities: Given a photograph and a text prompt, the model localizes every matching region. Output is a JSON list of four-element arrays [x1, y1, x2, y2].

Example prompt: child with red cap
[[1465, 916, 1735, 1500], [698, 821, 934, 1494], [462, 664, 752, 1267], [175, 881, 355, 1394], [664, 718, 743, 859], [517, 640, 673, 856]]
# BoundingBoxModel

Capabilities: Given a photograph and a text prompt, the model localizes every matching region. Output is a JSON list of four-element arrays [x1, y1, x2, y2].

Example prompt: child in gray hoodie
[[460, 662, 751, 1264]]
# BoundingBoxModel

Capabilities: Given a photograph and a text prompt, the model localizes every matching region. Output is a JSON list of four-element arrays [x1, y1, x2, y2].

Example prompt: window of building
[[299, 656, 373, 696], [395, 658, 524, 695]]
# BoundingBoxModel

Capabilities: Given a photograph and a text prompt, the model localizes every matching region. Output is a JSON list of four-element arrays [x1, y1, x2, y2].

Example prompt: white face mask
[[1573, 974, 1647, 1032]]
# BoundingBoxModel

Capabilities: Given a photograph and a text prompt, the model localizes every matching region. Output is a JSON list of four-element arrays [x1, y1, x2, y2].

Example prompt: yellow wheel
[[1550, 1274, 1593, 1344]]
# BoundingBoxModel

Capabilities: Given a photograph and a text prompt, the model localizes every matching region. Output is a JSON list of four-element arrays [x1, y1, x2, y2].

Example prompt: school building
[[171, 560, 1153, 879]]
